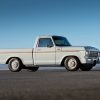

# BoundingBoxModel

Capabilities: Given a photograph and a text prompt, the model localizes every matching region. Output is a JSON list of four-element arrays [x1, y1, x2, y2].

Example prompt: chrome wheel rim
[[11, 60, 19, 70], [68, 58, 77, 69]]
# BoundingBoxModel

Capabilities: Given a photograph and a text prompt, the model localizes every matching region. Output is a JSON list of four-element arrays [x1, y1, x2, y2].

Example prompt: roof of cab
[[38, 35, 64, 38]]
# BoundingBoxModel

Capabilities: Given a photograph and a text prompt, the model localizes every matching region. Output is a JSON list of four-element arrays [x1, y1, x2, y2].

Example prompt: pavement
[[0, 68, 100, 100]]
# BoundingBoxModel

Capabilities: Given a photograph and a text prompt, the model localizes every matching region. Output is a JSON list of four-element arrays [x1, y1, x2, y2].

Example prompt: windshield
[[52, 36, 71, 46]]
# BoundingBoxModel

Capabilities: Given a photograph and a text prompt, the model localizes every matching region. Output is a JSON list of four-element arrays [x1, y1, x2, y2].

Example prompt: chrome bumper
[[86, 57, 100, 66]]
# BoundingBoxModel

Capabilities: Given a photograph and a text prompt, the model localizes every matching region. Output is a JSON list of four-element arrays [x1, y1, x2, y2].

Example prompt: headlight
[[85, 51, 89, 57], [98, 52, 100, 57]]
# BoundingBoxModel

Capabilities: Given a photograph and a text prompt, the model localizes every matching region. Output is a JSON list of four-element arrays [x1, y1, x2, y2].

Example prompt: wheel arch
[[61, 56, 81, 66], [6, 57, 23, 65]]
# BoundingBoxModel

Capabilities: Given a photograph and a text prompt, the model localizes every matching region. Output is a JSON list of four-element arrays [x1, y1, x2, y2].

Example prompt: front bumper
[[85, 57, 100, 66]]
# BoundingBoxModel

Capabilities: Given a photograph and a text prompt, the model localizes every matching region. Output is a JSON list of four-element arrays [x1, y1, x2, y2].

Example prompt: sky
[[0, 0, 100, 49]]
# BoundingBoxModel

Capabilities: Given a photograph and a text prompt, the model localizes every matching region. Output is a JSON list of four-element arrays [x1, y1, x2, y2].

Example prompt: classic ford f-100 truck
[[0, 35, 99, 72]]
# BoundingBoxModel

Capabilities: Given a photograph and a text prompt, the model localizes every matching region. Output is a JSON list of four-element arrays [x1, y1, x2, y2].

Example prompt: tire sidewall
[[8, 58, 22, 72], [64, 57, 79, 71]]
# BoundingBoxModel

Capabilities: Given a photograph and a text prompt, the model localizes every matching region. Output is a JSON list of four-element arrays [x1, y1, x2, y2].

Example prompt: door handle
[[57, 48, 61, 51]]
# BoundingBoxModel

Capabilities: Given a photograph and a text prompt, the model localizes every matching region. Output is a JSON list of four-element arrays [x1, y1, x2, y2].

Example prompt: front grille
[[89, 51, 98, 58]]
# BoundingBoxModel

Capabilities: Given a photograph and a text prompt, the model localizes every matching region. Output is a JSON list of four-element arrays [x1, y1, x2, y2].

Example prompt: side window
[[38, 38, 53, 47]]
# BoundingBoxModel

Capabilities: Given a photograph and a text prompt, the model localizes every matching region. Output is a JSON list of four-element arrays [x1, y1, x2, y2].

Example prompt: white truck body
[[0, 35, 99, 72]]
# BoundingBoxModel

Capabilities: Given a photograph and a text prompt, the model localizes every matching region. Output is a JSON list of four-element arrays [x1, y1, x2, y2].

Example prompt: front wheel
[[64, 57, 80, 71], [80, 65, 93, 71], [8, 58, 22, 72], [27, 67, 39, 72]]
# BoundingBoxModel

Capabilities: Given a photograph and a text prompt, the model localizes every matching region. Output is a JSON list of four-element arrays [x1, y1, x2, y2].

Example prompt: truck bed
[[0, 49, 33, 65]]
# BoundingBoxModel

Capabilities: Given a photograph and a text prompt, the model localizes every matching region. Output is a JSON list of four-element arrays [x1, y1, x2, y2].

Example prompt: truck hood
[[61, 46, 99, 52], [84, 46, 99, 52]]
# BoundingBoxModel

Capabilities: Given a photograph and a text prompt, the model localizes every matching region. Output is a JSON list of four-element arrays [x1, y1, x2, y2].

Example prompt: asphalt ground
[[0, 68, 100, 100]]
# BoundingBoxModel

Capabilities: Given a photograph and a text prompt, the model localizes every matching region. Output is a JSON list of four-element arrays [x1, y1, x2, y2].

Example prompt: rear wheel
[[27, 67, 39, 72], [8, 58, 22, 72], [64, 57, 80, 71], [80, 65, 93, 71]]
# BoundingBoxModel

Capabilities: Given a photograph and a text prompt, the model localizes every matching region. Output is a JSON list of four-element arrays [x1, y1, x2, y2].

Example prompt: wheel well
[[6, 57, 23, 65], [61, 56, 81, 66]]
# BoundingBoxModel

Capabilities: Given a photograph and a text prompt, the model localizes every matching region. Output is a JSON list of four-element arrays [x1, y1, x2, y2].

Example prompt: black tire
[[8, 58, 22, 72], [27, 67, 39, 72], [80, 65, 93, 71], [64, 57, 80, 71]]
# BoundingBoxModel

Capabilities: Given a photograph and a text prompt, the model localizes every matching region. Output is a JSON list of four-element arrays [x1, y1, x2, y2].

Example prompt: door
[[34, 38, 56, 65]]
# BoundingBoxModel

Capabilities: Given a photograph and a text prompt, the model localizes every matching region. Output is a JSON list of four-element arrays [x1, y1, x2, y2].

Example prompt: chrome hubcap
[[11, 60, 19, 70], [68, 58, 77, 69]]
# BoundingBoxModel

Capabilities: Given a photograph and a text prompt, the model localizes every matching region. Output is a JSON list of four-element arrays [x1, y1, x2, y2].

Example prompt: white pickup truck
[[0, 35, 99, 72]]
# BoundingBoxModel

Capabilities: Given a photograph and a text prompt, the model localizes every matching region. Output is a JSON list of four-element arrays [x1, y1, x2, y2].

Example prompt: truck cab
[[34, 36, 71, 65]]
